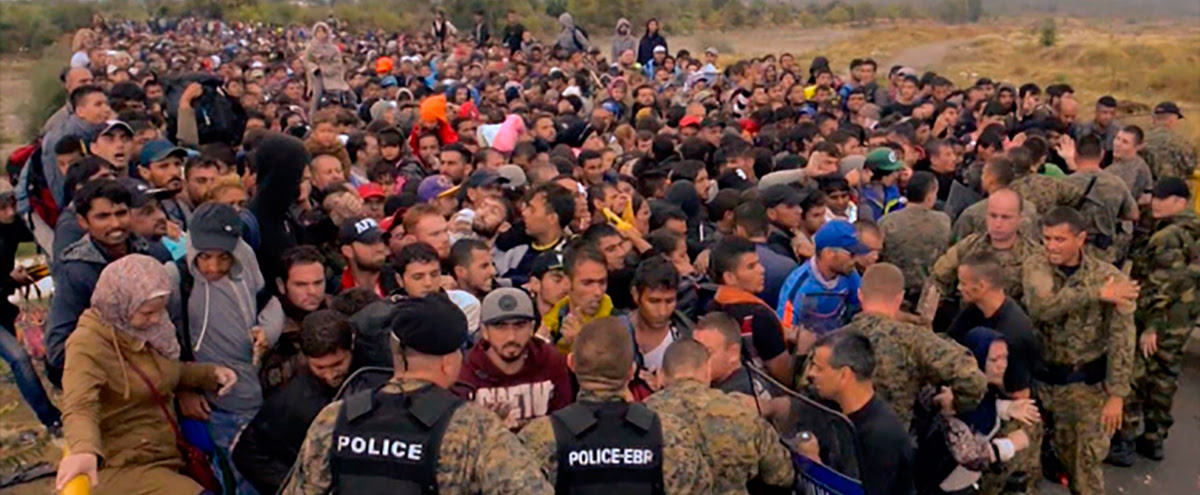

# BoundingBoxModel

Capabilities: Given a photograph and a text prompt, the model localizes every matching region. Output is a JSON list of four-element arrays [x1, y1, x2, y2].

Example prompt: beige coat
[[61, 308, 220, 494]]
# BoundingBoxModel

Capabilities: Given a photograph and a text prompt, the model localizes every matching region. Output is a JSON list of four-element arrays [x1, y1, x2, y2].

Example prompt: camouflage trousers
[[1122, 326, 1194, 442], [978, 418, 1044, 495], [1040, 383, 1108, 495]]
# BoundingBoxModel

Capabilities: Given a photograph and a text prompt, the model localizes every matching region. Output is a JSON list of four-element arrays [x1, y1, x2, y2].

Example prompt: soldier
[[1009, 145, 1084, 215], [954, 155, 1041, 242], [879, 171, 952, 305], [1106, 125, 1154, 205], [643, 339, 795, 494], [1061, 134, 1138, 264], [280, 294, 553, 495], [518, 317, 713, 494], [1022, 207, 1137, 495], [829, 263, 986, 429], [933, 188, 1044, 302], [1142, 102, 1196, 181], [1114, 178, 1200, 463]]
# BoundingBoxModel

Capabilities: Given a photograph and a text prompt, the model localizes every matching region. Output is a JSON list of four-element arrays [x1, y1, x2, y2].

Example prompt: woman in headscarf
[[303, 22, 352, 117], [916, 327, 1042, 495], [56, 255, 236, 495]]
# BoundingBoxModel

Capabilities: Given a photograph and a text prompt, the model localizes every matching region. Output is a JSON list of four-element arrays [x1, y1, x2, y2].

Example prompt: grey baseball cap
[[480, 287, 536, 325]]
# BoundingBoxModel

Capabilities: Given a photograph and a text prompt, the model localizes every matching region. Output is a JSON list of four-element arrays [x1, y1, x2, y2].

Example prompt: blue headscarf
[[961, 326, 1005, 433]]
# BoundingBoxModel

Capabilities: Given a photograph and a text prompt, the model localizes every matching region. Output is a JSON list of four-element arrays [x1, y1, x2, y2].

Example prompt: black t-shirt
[[713, 301, 788, 363], [948, 298, 1042, 392], [849, 394, 916, 495]]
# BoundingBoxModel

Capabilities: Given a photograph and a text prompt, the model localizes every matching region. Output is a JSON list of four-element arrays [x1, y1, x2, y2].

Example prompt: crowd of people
[[0, 8, 1197, 495]]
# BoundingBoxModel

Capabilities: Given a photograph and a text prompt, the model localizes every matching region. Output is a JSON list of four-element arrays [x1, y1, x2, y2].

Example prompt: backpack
[[15, 139, 62, 229], [5, 139, 39, 184], [165, 73, 246, 146]]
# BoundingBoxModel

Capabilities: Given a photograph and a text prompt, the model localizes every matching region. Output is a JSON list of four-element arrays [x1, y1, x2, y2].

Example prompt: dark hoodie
[[456, 338, 574, 430], [249, 135, 310, 290]]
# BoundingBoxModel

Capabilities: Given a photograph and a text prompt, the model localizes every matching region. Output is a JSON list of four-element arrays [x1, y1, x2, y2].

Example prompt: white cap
[[653, 45, 666, 54]]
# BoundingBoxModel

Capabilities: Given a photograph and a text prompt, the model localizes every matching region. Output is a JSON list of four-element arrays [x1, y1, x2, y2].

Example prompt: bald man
[[820, 263, 986, 428], [518, 317, 713, 494], [933, 188, 1046, 302], [953, 156, 1041, 242], [644, 339, 794, 494], [43, 67, 96, 134]]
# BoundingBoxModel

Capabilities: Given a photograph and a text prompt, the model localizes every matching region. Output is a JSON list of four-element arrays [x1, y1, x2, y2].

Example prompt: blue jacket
[[858, 183, 905, 222], [776, 259, 861, 335], [44, 235, 171, 385]]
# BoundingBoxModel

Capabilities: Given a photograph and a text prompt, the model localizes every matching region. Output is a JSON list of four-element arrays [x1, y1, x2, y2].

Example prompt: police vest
[[550, 401, 665, 495], [331, 385, 464, 494]]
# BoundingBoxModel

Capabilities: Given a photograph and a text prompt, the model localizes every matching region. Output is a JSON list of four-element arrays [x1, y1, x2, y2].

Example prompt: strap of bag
[[1075, 175, 1098, 210], [126, 359, 187, 443]]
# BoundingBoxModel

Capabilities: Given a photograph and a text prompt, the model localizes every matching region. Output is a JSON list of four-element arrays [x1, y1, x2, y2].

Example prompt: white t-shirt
[[639, 330, 676, 372]]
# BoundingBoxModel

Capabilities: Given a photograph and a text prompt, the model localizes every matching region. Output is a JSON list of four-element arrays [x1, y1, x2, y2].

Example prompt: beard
[[473, 220, 501, 239], [495, 342, 527, 363]]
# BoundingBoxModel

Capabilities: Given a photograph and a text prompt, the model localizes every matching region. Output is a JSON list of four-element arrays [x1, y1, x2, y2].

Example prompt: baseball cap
[[1154, 101, 1184, 119], [653, 45, 666, 54], [679, 115, 702, 129], [759, 184, 802, 208], [190, 202, 243, 253], [417, 175, 457, 203], [380, 76, 399, 88], [705, 46, 719, 55], [497, 164, 527, 190], [865, 147, 904, 172], [119, 178, 174, 208], [1151, 177, 1191, 200], [390, 294, 468, 355], [480, 287, 537, 325], [717, 168, 753, 192], [463, 169, 508, 190], [138, 140, 191, 167], [530, 251, 566, 279], [357, 183, 385, 200], [814, 220, 870, 256], [99, 120, 133, 137], [339, 216, 384, 245]]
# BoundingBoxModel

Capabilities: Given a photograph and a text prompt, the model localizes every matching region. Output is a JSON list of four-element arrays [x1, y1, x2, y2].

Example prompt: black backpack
[[165, 73, 246, 146]]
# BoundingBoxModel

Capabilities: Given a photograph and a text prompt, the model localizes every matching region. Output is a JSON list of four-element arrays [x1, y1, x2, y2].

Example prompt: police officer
[[643, 338, 795, 494], [518, 317, 713, 494], [281, 294, 553, 495]]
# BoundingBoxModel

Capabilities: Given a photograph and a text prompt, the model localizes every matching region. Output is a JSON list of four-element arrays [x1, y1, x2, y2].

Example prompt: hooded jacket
[[185, 237, 284, 415], [303, 22, 350, 92], [610, 18, 637, 62], [45, 236, 171, 384], [457, 338, 574, 430], [249, 135, 309, 289], [637, 25, 668, 65], [555, 13, 590, 55]]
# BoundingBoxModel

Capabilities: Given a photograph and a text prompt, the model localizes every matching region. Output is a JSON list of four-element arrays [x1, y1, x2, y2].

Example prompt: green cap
[[865, 147, 904, 172]]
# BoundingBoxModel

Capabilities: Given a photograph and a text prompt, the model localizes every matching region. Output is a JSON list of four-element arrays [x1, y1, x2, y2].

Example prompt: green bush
[[1040, 18, 1058, 47], [27, 44, 71, 139]]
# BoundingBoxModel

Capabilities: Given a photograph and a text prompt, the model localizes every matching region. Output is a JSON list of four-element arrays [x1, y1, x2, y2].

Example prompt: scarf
[[91, 254, 180, 360]]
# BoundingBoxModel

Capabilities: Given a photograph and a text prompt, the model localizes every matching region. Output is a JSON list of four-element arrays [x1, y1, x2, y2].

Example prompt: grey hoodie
[[185, 237, 284, 415], [611, 18, 637, 62], [556, 13, 589, 54]]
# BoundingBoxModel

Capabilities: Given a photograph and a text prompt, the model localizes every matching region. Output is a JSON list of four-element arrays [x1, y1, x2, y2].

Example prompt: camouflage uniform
[[517, 389, 713, 495], [1022, 253, 1136, 495], [280, 379, 553, 495], [829, 312, 987, 428], [1142, 126, 1197, 181], [643, 379, 794, 495], [879, 205, 953, 299], [931, 232, 1045, 302], [1011, 173, 1084, 215], [1105, 156, 1154, 201], [1122, 209, 1200, 443], [1065, 169, 1137, 265], [952, 196, 1041, 243], [977, 419, 1044, 495]]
